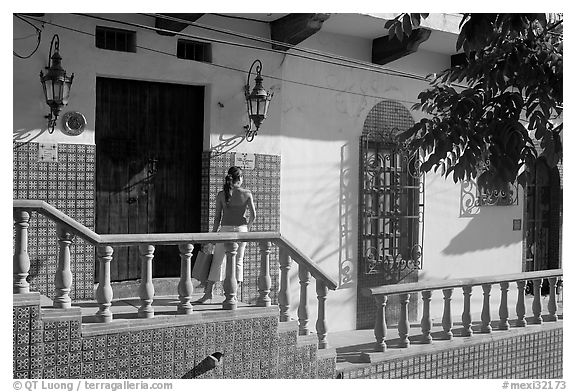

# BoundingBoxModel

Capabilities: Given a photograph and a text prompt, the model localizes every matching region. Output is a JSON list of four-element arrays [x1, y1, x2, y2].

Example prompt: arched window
[[358, 100, 424, 282], [356, 100, 424, 329]]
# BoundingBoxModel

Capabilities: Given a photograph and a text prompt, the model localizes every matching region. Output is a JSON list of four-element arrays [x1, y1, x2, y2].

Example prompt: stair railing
[[13, 200, 338, 348], [362, 269, 563, 352]]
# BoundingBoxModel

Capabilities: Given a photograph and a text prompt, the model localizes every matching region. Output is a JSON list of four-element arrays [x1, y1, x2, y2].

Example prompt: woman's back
[[220, 188, 251, 226]]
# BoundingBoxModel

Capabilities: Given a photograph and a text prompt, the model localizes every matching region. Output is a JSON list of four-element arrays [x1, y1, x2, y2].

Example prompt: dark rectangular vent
[[177, 39, 211, 62], [95, 26, 136, 53]]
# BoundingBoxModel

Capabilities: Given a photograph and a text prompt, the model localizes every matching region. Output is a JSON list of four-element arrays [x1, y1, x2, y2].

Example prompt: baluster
[[374, 295, 388, 351], [278, 247, 291, 321], [298, 265, 311, 335], [462, 286, 473, 337], [547, 277, 558, 321], [532, 278, 543, 324], [177, 243, 194, 315], [442, 288, 453, 339], [398, 293, 410, 348], [316, 280, 328, 349], [516, 280, 527, 327], [222, 242, 238, 310], [54, 225, 74, 309], [420, 291, 432, 344], [256, 241, 272, 307], [481, 284, 492, 333], [138, 245, 155, 318], [13, 209, 31, 294], [498, 282, 510, 330], [95, 246, 114, 323]]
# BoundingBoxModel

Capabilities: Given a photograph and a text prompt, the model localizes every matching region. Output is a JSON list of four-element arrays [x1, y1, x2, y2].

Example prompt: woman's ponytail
[[223, 166, 243, 204], [224, 174, 233, 204]]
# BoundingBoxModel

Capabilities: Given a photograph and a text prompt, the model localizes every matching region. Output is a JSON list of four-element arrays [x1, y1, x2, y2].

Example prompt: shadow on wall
[[338, 143, 355, 289], [442, 208, 520, 255], [209, 134, 246, 157], [13, 128, 47, 149]]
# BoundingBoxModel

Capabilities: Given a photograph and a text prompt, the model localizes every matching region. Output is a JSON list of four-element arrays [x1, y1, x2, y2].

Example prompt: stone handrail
[[13, 199, 337, 348], [362, 269, 563, 351]]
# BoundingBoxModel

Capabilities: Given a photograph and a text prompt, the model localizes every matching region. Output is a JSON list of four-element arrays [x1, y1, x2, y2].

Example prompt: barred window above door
[[359, 129, 424, 283]]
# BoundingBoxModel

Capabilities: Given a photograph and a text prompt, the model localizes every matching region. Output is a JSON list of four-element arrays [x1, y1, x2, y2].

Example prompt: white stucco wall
[[13, 13, 284, 155], [278, 30, 524, 332], [13, 14, 525, 333]]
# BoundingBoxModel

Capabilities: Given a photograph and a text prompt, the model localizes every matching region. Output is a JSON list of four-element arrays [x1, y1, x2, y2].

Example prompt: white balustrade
[[442, 288, 453, 339], [398, 293, 410, 348], [13, 209, 31, 294], [516, 280, 527, 327], [481, 284, 492, 333], [138, 244, 155, 318], [298, 265, 311, 335], [316, 280, 329, 349], [462, 285, 473, 336], [13, 201, 339, 346], [365, 270, 563, 356], [499, 282, 510, 330], [532, 278, 543, 324], [374, 295, 388, 351], [548, 277, 558, 321], [257, 241, 272, 307], [95, 245, 114, 323], [420, 290, 432, 343], [278, 247, 291, 322], [177, 243, 194, 315], [54, 225, 74, 309]]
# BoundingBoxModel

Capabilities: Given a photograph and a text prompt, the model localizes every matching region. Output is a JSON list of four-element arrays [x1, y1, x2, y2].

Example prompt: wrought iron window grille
[[359, 129, 425, 283]]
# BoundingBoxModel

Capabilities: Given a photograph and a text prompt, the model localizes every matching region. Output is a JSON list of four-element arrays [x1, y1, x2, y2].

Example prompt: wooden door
[[96, 77, 204, 281]]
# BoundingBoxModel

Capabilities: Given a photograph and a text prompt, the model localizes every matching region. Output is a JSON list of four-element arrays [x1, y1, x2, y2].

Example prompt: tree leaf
[[394, 23, 404, 41], [403, 13, 413, 36], [398, 13, 562, 186], [410, 13, 421, 28]]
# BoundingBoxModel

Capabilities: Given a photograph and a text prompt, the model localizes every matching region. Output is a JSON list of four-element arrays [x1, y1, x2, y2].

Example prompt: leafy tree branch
[[388, 13, 563, 190]]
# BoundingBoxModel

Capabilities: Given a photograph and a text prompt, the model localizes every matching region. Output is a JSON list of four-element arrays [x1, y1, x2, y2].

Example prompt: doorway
[[524, 158, 561, 272], [95, 77, 204, 281], [524, 158, 561, 295]]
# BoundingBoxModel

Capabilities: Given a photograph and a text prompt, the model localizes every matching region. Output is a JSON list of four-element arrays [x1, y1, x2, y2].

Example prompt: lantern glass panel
[[62, 81, 71, 105], [249, 99, 257, 117], [55, 80, 64, 103], [44, 79, 54, 101]]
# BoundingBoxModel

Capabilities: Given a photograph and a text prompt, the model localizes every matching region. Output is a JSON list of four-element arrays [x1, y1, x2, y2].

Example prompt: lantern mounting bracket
[[244, 59, 272, 142], [39, 34, 74, 134]]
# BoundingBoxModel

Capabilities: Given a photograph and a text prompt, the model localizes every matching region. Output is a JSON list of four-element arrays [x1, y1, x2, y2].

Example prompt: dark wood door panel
[[96, 77, 204, 281]]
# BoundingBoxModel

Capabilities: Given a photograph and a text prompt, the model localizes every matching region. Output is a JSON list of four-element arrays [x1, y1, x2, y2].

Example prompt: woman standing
[[194, 166, 256, 303]]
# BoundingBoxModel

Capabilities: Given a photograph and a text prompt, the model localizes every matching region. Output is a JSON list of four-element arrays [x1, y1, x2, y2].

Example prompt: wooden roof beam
[[271, 13, 330, 51], [155, 13, 204, 36], [372, 28, 431, 65]]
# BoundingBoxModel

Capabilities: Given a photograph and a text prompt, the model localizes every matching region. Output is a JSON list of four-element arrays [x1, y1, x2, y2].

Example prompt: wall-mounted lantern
[[244, 59, 273, 142], [40, 34, 74, 133]]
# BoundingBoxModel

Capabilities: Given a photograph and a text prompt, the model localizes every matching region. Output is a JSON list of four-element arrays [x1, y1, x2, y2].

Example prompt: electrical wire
[[13, 14, 43, 59], [15, 13, 426, 107], [73, 13, 428, 83], [212, 13, 273, 24], [15, 13, 547, 124], [141, 13, 428, 82]]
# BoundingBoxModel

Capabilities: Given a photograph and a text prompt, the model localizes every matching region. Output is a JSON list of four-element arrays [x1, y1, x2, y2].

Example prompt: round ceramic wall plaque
[[61, 111, 87, 136]]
